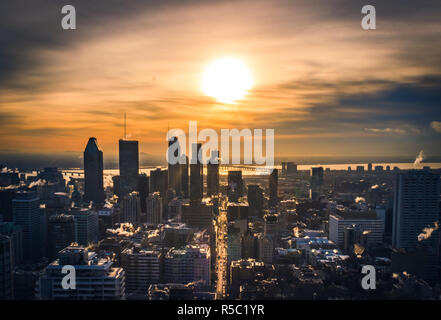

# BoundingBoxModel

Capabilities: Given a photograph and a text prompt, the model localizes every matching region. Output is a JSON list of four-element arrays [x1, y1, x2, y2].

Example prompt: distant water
[[60, 162, 441, 187]]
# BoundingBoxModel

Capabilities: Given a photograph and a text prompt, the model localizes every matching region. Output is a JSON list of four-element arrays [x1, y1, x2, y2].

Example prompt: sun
[[201, 57, 253, 104]]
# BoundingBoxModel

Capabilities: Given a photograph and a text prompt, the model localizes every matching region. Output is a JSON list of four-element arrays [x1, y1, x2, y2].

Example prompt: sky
[[1, 0, 441, 168]]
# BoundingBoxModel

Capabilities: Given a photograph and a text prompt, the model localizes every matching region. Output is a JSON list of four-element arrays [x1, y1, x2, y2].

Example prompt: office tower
[[39, 205, 48, 258], [137, 174, 149, 215], [112, 175, 121, 198], [247, 185, 263, 217], [286, 162, 297, 174], [0, 235, 13, 299], [227, 171, 244, 202], [268, 169, 278, 207], [310, 167, 324, 200], [67, 208, 99, 246], [343, 225, 356, 253], [150, 168, 168, 197], [83, 137, 105, 205], [0, 222, 24, 266], [180, 155, 189, 198], [182, 203, 213, 230], [168, 136, 182, 195], [120, 191, 141, 224], [121, 247, 161, 297], [47, 214, 76, 260], [329, 211, 384, 248], [375, 165, 383, 172], [146, 192, 163, 225], [207, 150, 219, 197], [150, 168, 169, 219], [226, 225, 242, 264], [12, 191, 41, 262], [190, 143, 203, 204], [392, 171, 440, 284], [119, 139, 139, 196], [38, 246, 125, 300], [164, 245, 210, 286], [393, 171, 440, 249], [367, 163, 373, 172], [0, 188, 18, 222]]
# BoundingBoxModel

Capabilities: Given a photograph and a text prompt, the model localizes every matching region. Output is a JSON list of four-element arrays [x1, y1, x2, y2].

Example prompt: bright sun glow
[[201, 57, 253, 104]]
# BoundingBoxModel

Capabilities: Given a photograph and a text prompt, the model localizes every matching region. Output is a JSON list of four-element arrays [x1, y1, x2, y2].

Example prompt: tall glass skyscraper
[[393, 170, 441, 250], [207, 150, 219, 197], [168, 136, 182, 196], [268, 168, 278, 207], [12, 191, 41, 262], [190, 143, 203, 204], [83, 137, 104, 205], [119, 139, 139, 196]]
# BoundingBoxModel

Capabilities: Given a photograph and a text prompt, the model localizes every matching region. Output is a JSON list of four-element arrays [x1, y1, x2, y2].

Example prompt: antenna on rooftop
[[124, 112, 126, 139]]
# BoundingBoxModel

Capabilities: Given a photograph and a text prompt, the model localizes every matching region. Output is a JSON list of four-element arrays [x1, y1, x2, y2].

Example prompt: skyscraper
[[121, 247, 161, 297], [392, 170, 441, 282], [168, 136, 182, 196], [119, 139, 139, 196], [190, 143, 203, 204], [136, 174, 149, 215], [207, 150, 219, 197], [0, 235, 13, 299], [268, 168, 278, 207], [180, 156, 189, 198], [247, 185, 263, 217], [67, 208, 99, 246], [0, 189, 18, 222], [12, 191, 41, 262], [310, 167, 324, 200], [228, 171, 244, 202], [0, 222, 24, 266], [48, 214, 76, 260], [392, 171, 440, 249], [83, 137, 104, 205], [146, 192, 163, 225], [120, 191, 141, 224]]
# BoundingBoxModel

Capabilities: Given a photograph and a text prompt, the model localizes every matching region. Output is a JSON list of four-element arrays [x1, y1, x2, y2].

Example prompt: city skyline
[[2, 0, 441, 304]]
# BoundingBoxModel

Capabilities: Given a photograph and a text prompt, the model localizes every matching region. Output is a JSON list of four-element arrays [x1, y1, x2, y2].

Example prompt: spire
[[124, 112, 127, 139]]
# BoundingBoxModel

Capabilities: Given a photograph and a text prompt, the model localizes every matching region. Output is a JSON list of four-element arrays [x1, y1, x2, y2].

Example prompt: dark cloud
[[0, 0, 207, 90]]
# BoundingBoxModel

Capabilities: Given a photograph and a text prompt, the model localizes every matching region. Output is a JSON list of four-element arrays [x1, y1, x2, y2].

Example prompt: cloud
[[2, 0, 441, 159], [364, 128, 406, 134], [430, 121, 441, 133]]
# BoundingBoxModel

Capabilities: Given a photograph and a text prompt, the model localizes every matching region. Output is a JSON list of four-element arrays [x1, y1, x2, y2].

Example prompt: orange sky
[[1, 0, 441, 162]]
